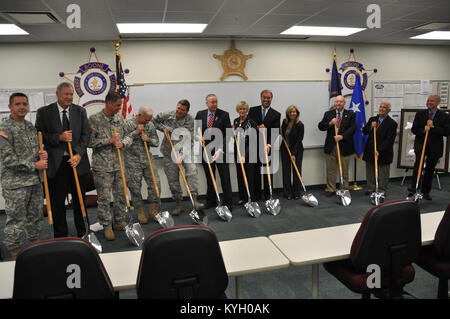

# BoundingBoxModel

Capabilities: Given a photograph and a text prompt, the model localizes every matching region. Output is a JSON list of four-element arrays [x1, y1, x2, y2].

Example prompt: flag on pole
[[329, 53, 342, 99], [348, 74, 367, 160], [115, 52, 131, 119]]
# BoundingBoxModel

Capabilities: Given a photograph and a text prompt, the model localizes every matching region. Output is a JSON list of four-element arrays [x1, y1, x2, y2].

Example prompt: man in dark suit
[[248, 89, 281, 200], [195, 94, 233, 211], [408, 95, 449, 200], [318, 95, 356, 196], [35, 82, 91, 237], [362, 101, 398, 196]]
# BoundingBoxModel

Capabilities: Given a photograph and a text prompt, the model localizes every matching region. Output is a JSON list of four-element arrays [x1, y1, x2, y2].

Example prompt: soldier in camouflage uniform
[[153, 99, 203, 215], [123, 106, 160, 224], [0, 93, 48, 259], [88, 92, 135, 241]]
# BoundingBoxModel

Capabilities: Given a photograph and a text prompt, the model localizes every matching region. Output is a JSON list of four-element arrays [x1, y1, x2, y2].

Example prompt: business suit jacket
[[411, 109, 449, 159], [362, 115, 397, 165], [248, 105, 281, 146], [318, 109, 356, 156], [35, 103, 91, 178], [195, 108, 232, 161], [281, 120, 304, 156]]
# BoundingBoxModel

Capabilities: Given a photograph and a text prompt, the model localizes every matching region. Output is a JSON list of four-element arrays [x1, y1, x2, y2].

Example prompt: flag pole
[[351, 157, 363, 190]]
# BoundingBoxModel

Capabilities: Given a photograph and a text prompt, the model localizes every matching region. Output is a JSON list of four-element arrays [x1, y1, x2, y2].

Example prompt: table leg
[[312, 264, 319, 299], [235, 276, 242, 299]]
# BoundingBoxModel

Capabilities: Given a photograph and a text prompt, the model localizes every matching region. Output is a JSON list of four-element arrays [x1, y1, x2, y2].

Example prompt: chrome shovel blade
[[125, 223, 145, 247], [302, 192, 319, 207], [370, 192, 385, 206], [155, 210, 175, 228], [244, 201, 261, 218], [83, 232, 102, 254], [215, 205, 232, 222], [407, 192, 423, 203], [265, 198, 281, 216], [336, 189, 351, 206], [189, 209, 208, 226]]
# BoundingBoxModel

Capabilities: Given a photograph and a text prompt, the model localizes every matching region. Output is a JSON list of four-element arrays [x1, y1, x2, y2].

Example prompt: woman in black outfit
[[233, 101, 258, 205], [280, 105, 304, 200]]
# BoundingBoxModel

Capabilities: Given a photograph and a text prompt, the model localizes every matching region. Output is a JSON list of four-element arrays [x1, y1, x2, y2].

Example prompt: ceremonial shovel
[[261, 128, 281, 215], [165, 131, 208, 226], [232, 127, 261, 218], [114, 128, 144, 247], [281, 135, 318, 207], [38, 132, 54, 239], [67, 142, 102, 253], [198, 128, 232, 222], [143, 141, 174, 228], [334, 125, 351, 206], [370, 125, 385, 205], [407, 128, 430, 203]]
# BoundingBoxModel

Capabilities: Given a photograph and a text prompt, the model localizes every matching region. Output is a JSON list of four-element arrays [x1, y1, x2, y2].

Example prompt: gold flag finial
[[114, 40, 122, 53]]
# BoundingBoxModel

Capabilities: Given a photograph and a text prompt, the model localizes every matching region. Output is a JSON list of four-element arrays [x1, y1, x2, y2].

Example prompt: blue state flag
[[329, 54, 342, 98], [348, 74, 367, 159]]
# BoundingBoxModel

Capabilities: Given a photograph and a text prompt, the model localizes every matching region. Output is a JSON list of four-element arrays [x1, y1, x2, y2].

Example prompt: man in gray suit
[[35, 82, 91, 237]]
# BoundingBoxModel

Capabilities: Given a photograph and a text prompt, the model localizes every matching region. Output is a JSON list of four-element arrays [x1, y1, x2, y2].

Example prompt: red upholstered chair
[[136, 225, 228, 299], [324, 199, 422, 299], [13, 238, 115, 299], [415, 203, 450, 299]]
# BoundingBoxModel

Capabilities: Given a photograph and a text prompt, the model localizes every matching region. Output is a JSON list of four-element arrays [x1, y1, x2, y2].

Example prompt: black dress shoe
[[423, 193, 432, 200], [205, 202, 216, 209], [325, 191, 334, 197], [364, 191, 372, 195]]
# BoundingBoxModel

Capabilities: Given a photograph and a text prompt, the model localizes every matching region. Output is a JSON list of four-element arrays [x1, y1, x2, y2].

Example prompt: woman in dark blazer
[[280, 105, 304, 200], [233, 101, 258, 205]]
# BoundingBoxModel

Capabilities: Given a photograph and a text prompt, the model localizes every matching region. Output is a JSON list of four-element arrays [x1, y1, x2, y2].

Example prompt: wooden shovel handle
[[281, 135, 303, 183], [143, 141, 160, 198], [198, 129, 219, 192], [373, 126, 378, 180], [417, 128, 430, 181], [67, 142, 87, 218], [334, 125, 344, 177], [38, 132, 53, 225], [113, 128, 130, 208], [165, 130, 192, 196], [261, 128, 273, 186], [232, 127, 250, 189]]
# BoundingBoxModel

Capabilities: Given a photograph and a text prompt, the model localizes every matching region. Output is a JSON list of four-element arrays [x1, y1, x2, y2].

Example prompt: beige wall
[[0, 40, 449, 208]]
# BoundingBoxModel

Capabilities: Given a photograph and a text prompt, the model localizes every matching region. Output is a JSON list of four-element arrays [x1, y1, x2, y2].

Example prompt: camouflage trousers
[[2, 184, 43, 251], [162, 157, 199, 201], [126, 166, 160, 209], [93, 170, 127, 227]]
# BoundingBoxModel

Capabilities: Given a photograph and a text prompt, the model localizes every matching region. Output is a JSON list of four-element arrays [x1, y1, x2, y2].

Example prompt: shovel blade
[[336, 189, 351, 206], [189, 209, 208, 226], [265, 198, 281, 216], [244, 201, 261, 218], [302, 192, 318, 207], [83, 232, 102, 254], [407, 192, 422, 203], [156, 211, 175, 228], [125, 223, 145, 247], [215, 205, 232, 222], [370, 192, 385, 206]]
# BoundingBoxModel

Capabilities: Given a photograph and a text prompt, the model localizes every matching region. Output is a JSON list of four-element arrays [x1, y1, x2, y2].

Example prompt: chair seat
[[416, 245, 450, 279], [324, 259, 415, 294]]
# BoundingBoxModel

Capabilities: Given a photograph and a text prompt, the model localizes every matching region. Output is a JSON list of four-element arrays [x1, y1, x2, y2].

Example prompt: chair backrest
[[350, 199, 422, 276], [434, 202, 450, 259], [136, 225, 228, 299], [13, 238, 114, 299]]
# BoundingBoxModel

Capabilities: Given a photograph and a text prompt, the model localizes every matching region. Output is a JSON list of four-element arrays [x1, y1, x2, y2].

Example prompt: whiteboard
[[129, 81, 329, 148]]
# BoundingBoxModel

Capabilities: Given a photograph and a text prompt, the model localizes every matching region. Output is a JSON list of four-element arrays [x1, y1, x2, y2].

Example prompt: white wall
[[0, 40, 449, 208]]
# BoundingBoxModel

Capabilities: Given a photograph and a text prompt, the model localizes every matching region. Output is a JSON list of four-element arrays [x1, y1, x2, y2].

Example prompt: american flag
[[115, 53, 132, 118]]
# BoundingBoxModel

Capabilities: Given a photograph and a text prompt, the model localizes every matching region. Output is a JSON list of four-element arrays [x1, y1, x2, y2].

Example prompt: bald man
[[408, 95, 449, 200]]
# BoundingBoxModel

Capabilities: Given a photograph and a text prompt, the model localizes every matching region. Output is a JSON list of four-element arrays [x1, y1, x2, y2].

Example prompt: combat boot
[[137, 206, 148, 224], [172, 200, 184, 216], [104, 226, 115, 241], [10, 248, 21, 260], [30, 238, 40, 244], [192, 194, 205, 210], [149, 202, 159, 222], [113, 220, 127, 231]]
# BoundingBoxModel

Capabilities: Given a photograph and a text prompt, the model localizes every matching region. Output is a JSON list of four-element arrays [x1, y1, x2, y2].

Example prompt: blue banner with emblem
[[348, 74, 367, 159]]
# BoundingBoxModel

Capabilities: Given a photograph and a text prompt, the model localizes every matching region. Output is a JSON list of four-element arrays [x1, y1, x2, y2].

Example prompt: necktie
[[262, 108, 266, 121], [428, 112, 433, 120], [337, 112, 341, 128], [377, 119, 381, 129], [62, 110, 70, 131], [208, 112, 214, 128]]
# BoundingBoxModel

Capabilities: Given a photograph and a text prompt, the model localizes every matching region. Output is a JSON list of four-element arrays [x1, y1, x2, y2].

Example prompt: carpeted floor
[[1, 174, 449, 299]]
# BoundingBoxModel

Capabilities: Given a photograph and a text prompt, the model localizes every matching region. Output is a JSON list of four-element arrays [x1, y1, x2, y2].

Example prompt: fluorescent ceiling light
[[410, 31, 450, 40], [117, 23, 207, 34], [0, 24, 29, 35], [281, 26, 365, 36], [7, 13, 58, 24]]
